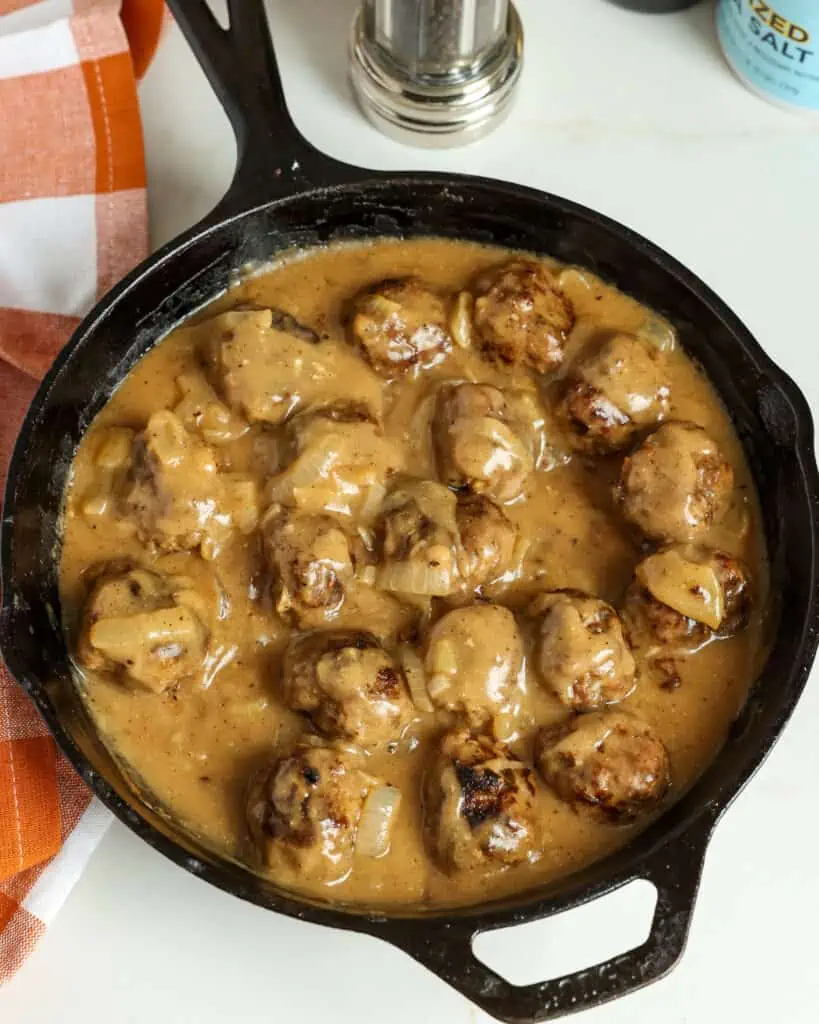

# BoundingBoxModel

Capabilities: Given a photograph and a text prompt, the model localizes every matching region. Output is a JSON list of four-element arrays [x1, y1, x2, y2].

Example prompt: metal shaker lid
[[349, 1, 524, 148]]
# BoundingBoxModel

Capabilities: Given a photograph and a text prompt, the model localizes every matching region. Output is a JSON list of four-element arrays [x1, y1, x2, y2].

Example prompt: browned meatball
[[425, 604, 524, 726], [535, 712, 670, 820], [624, 545, 751, 646], [281, 630, 414, 746], [122, 410, 259, 559], [206, 308, 383, 426], [556, 333, 670, 453], [263, 508, 354, 627], [434, 383, 534, 503], [472, 261, 574, 373], [77, 566, 210, 693], [267, 403, 403, 522], [376, 478, 462, 597], [350, 277, 451, 376], [425, 730, 537, 872], [246, 745, 376, 883], [532, 590, 636, 710], [617, 422, 734, 543], [455, 493, 518, 591]]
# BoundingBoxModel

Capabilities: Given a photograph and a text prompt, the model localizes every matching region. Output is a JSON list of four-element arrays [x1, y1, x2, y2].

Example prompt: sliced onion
[[427, 673, 452, 701], [223, 476, 260, 534], [481, 757, 524, 774], [450, 291, 474, 349], [356, 785, 401, 859], [95, 427, 134, 470], [637, 316, 677, 354], [398, 645, 433, 712], [556, 266, 596, 293], [265, 445, 333, 505], [636, 549, 724, 630], [377, 560, 455, 596], [359, 481, 387, 524]]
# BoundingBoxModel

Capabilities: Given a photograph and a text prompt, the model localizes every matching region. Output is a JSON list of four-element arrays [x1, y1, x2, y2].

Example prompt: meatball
[[557, 333, 670, 453], [281, 630, 414, 746], [77, 566, 209, 693], [434, 383, 534, 503], [206, 308, 383, 425], [122, 410, 259, 559], [425, 730, 538, 872], [532, 590, 636, 710], [350, 277, 451, 376], [246, 745, 376, 883], [425, 604, 524, 726], [376, 478, 461, 597], [472, 260, 574, 373], [616, 422, 734, 543], [263, 508, 354, 627], [624, 545, 751, 646], [535, 712, 670, 820], [455, 493, 518, 591], [267, 403, 403, 522]]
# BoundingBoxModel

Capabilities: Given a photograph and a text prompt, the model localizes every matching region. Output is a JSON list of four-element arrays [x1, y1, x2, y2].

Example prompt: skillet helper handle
[[164, 0, 360, 218], [391, 825, 711, 1023]]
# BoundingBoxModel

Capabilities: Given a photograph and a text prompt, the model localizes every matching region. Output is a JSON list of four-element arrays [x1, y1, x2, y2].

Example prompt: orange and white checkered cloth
[[0, 0, 150, 985]]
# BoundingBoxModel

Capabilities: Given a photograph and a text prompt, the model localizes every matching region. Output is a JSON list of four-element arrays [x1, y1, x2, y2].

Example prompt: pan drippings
[[60, 238, 769, 909]]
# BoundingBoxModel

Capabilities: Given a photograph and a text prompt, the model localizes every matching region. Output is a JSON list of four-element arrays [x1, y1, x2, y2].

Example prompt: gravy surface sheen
[[60, 238, 769, 910]]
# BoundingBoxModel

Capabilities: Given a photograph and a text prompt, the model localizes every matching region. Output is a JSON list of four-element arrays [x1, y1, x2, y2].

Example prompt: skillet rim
[[1, 172, 818, 1012]]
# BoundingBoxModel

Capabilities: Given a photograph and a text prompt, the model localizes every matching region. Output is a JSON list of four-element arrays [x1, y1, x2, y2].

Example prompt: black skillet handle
[[389, 820, 713, 1023], [165, 0, 365, 223]]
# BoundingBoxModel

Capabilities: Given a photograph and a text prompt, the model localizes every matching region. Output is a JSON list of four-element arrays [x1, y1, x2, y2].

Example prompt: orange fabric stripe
[[80, 52, 147, 194], [0, 892, 16, 933], [55, 751, 93, 841], [0, 67, 96, 203], [1, 858, 50, 906], [0, 0, 40, 14], [0, 307, 81, 380], [0, 738, 61, 882], [0, 902, 45, 986], [121, 0, 167, 79], [0, 669, 48, 743]]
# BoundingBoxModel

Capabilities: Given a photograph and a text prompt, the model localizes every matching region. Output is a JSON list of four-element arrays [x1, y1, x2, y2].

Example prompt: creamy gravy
[[60, 238, 769, 909]]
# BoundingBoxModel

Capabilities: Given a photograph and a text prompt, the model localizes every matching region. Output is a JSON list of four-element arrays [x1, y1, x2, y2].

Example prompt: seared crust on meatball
[[455, 493, 518, 591], [77, 566, 210, 693], [263, 508, 354, 626], [535, 711, 670, 820], [556, 333, 670, 454], [472, 261, 574, 374], [531, 590, 636, 710], [246, 745, 375, 882], [350, 277, 451, 376], [616, 422, 734, 543], [425, 730, 537, 872], [433, 382, 534, 503], [425, 604, 524, 725], [624, 546, 751, 646], [281, 630, 414, 746]]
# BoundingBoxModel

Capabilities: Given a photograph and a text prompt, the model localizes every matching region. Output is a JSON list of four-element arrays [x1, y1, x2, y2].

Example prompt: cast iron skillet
[[2, 2, 818, 1020]]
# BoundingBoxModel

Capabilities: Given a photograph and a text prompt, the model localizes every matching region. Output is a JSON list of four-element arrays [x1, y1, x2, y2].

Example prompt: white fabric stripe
[[0, 15, 77, 78], [0, 0, 73, 40], [21, 800, 111, 925], [0, 194, 96, 316]]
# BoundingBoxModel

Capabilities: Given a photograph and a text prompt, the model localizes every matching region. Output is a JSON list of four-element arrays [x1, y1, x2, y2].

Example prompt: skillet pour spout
[[1, 1, 817, 1021]]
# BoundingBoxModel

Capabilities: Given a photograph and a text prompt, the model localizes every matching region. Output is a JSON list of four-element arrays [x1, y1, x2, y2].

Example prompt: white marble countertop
[[4, 1, 819, 1021]]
